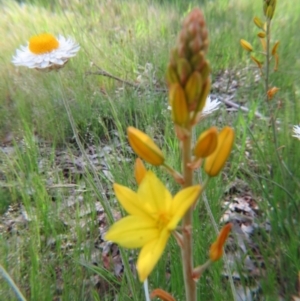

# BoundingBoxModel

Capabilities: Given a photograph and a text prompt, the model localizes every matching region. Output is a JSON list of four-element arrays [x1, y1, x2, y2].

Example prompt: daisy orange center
[[29, 33, 59, 54]]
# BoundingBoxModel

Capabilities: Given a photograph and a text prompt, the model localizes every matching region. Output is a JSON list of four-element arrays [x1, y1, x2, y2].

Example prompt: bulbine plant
[[10, 8, 234, 301], [240, 0, 279, 102], [105, 8, 234, 301]]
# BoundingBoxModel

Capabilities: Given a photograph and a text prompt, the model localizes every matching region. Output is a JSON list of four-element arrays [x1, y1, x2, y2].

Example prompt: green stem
[[265, 19, 287, 185], [181, 127, 197, 301]]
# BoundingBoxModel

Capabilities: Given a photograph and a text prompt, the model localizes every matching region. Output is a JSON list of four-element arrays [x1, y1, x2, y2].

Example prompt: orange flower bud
[[204, 126, 234, 177], [127, 127, 165, 166], [194, 127, 218, 158], [150, 289, 176, 301], [267, 87, 279, 100], [271, 41, 280, 56], [253, 16, 264, 29], [169, 83, 189, 125], [240, 39, 253, 52], [134, 158, 147, 185], [209, 223, 232, 262]]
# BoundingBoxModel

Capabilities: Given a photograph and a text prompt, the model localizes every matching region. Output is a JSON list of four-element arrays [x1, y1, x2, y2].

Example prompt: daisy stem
[[181, 125, 197, 301]]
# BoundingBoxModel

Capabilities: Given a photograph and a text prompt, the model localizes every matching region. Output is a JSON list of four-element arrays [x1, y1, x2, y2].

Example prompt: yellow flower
[[209, 223, 232, 261], [12, 33, 80, 70], [127, 127, 165, 166], [105, 171, 201, 282]]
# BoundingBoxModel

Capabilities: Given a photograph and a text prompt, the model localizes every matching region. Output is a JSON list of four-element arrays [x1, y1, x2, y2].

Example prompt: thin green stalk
[[181, 127, 196, 301], [265, 18, 287, 186], [0, 264, 27, 301]]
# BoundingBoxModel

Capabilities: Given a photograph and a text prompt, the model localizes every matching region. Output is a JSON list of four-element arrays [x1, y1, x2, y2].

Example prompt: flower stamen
[[29, 33, 59, 54]]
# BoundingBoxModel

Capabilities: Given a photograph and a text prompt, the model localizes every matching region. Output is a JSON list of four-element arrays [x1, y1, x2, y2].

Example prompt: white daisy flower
[[12, 33, 80, 71], [292, 125, 300, 140], [201, 96, 221, 116], [167, 95, 221, 117]]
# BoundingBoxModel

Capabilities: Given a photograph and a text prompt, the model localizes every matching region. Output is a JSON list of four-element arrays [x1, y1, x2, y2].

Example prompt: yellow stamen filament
[[29, 33, 59, 54]]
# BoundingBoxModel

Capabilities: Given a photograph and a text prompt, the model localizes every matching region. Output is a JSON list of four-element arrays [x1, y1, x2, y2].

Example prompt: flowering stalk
[[240, 1, 287, 184], [104, 8, 234, 301]]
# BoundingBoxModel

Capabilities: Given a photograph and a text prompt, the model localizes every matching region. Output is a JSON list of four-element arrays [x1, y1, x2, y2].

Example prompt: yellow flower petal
[[134, 158, 147, 185], [168, 185, 201, 229], [138, 171, 172, 214], [114, 183, 150, 218], [137, 229, 169, 281], [105, 215, 158, 248]]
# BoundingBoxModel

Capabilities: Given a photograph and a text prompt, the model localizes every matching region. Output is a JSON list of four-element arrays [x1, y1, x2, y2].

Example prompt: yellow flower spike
[[250, 55, 263, 69], [169, 83, 189, 125], [253, 16, 264, 29], [240, 39, 253, 52], [134, 158, 147, 185], [150, 289, 177, 301], [204, 126, 234, 177], [105, 171, 201, 282], [267, 87, 279, 100], [209, 223, 232, 261], [257, 32, 266, 38], [271, 41, 280, 56], [127, 127, 165, 166], [194, 127, 218, 158], [184, 71, 203, 106]]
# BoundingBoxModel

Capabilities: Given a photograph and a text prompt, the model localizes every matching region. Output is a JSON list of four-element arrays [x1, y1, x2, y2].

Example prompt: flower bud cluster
[[166, 8, 211, 126]]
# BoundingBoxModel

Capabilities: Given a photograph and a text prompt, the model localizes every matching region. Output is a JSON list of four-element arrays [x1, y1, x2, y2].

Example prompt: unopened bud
[[177, 58, 192, 86], [267, 87, 279, 100], [127, 127, 165, 166], [253, 16, 264, 29], [209, 223, 232, 262], [271, 41, 280, 56], [184, 71, 202, 106], [204, 126, 234, 177], [194, 127, 218, 158], [257, 32, 266, 38], [240, 39, 253, 52], [169, 83, 189, 125]]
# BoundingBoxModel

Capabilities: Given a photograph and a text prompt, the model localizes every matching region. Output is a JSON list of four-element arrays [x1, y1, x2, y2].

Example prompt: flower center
[[29, 33, 59, 54], [156, 212, 171, 231]]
